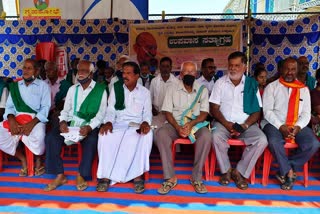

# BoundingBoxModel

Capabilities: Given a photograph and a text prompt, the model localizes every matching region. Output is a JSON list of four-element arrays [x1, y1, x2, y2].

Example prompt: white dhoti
[[97, 124, 153, 184], [0, 122, 46, 156]]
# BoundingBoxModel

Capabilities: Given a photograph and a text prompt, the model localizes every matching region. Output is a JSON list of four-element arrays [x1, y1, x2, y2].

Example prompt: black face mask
[[115, 70, 123, 79], [183, 74, 195, 86], [23, 76, 35, 83], [77, 76, 91, 85]]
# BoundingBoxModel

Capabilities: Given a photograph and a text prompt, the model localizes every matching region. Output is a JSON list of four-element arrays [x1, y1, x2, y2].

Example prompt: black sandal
[[219, 168, 232, 186], [134, 180, 145, 194], [281, 176, 295, 190], [96, 179, 110, 192]]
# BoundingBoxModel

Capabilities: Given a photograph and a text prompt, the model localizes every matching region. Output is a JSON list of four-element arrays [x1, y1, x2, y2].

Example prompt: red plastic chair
[[210, 139, 256, 184], [172, 138, 210, 181], [262, 141, 309, 187], [0, 151, 3, 172], [25, 146, 35, 176]]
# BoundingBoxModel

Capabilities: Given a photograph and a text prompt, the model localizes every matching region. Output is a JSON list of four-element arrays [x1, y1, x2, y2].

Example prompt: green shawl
[[114, 80, 125, 110], [243, 76, 260, 115], [76, 83, 106, 122], [9, 82, 36, 113]]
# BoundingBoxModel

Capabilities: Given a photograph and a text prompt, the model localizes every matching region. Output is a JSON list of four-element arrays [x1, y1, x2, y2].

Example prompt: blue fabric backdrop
[[0, 15, 318, 78]]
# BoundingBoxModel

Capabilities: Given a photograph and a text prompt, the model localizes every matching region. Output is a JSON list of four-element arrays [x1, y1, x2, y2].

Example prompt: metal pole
[[246, 0, 251, 75], [110, 0, 113, 18], [16, 0, 20, 18], [161, 10, 165, 20]]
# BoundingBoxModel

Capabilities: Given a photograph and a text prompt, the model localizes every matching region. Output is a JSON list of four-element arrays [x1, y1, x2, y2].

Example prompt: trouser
[[155, 123, 212, 181], [212, 122, 268, 178], [263, 123, 319, 176], [45, 125, 98, 178]]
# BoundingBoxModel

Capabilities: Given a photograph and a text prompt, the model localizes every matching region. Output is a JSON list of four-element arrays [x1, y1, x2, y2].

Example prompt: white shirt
[[209, 75, 262, 124], [59, 80, 107, 130], [263, 79, 311, 129], [0, 87, 8, 108], [149, 74, 178, 112], [162, 81, 209, 123], [45, 78, 63, 110], [105, 83, 152, 125], [196, 75, 215, 95]]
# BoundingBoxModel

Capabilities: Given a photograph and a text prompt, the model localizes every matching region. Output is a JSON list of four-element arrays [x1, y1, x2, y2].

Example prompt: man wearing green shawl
[[96, 61, 152, 194], [44, 60, 107, 192], [297, 56, 316, 90], [210, 51, 268, 190], [0, 59, 51, 176], [155, 61, 212, 195], [44, 61, 72, 128]]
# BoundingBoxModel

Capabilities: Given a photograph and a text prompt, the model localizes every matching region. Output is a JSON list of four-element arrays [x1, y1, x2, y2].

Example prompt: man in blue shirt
[[0, 59, 51, 176]]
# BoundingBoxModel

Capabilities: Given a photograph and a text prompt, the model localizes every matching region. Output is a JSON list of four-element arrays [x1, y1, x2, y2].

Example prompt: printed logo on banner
[[34, 0, 49, 10]]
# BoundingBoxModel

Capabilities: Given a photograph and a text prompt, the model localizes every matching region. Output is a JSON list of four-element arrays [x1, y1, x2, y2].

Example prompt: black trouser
[[45, 126, 98, 179]]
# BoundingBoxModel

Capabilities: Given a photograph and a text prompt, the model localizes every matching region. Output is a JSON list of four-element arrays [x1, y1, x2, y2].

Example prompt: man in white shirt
[[263, 57, 319, 190], [197, 58, 216, 95], [149, 57, 178, 131], [96, 61, 152, 194], [210, 51, 268, 190], [0, 78, 9, 121], [155, 61, 211, 195], [44, 60, 107, 192]]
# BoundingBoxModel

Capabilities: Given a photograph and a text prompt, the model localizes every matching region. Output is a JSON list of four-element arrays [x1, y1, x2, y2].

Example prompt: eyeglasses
[[206, 66, 217, 70]]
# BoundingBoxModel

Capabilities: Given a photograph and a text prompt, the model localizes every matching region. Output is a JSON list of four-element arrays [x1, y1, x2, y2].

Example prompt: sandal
[[19, 168, 28, 177], [231, 169, 248, 190], [281, 175, 295, 190], [219, 168, 232, 186], [96, 179, 110, 192], [44, 176, 68, 191], [76, 175, 88, 191], [134, 179, 145, 194], [190, 179, 207, 194], [157, 179, 177, 195], [35, 166, 45, 176]]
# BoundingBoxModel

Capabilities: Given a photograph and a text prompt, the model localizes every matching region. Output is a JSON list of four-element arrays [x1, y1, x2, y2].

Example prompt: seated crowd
[[0, 51, 319, 195]]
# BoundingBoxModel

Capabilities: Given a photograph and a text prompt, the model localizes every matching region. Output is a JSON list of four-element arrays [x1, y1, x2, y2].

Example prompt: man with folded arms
[[263, 57, 319, 190], [0, 59, 51, 176], [96, 61, 152, 194], [44, 60, 107, 191], [210, 51, 268, 190], [155, 61, 211, 194]]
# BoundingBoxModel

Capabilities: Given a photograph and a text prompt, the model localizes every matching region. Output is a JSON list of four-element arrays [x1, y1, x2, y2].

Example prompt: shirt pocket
[[132, 98, 144, 114]]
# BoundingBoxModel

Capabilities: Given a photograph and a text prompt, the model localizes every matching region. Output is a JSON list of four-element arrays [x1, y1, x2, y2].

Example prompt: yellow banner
[[129, 21, 243, 71], [22, 7, 61, 20]]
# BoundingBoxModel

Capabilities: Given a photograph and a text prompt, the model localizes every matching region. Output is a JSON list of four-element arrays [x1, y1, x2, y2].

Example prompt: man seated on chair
[[155, 61, 212, 194], [96, 61, 152, 194], [263, 57, 319, 190], [0, 59, 51, 176], [0, 77, 10, 121], [44, 61, 72, 129], [210, 51, 268, 190], [149, 57, 178, 132], [44, 60, 107, 191]]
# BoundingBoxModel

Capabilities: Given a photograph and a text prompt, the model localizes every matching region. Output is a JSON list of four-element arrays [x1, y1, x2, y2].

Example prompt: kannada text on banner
[[129, 21, 243, 71]]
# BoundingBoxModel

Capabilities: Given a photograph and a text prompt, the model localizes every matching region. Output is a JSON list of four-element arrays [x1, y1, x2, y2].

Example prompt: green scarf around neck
[[9, 82, 36, 114], [76, 83, 106, 122], [114, 80, 125, 110]]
